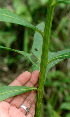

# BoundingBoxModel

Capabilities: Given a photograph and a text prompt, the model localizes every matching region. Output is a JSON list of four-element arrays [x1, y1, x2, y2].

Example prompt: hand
[[0, 70, 39, 117]]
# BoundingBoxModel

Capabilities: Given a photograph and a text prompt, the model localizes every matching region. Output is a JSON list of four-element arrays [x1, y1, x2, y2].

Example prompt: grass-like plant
[[0, 0, 70, 116]]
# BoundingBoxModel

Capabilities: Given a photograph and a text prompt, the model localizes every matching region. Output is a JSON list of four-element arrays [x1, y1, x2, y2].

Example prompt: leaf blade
[[0, 8, 42, 33], [32, 22, 45, 71], [0, 46, 38, 67], [48, 50, 70, 64], [32, 22, 45, 63], [0, 86, 37, 102], [46, 49, 70, 76]]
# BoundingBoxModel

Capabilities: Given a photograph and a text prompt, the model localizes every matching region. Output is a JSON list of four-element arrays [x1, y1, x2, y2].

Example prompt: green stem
[[35, 0, 55, 117]]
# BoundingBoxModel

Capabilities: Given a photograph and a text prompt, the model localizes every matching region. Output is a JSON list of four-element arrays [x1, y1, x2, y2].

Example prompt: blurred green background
[[0, 0, 70, 117]]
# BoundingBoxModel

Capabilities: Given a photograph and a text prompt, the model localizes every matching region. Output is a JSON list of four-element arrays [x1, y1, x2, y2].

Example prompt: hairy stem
[[35, 0, 55, 116]]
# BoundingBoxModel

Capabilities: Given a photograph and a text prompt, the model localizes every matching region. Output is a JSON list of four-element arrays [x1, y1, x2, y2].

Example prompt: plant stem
[[35, 0, 55, 117]]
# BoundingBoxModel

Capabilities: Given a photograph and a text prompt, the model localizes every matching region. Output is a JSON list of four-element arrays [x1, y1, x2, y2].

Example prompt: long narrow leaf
[[32, 22, 45, 71], [0, 86, 37, 102], [0, 46, 38, 68], [0, 8, 42, 35], [46, 49, 70, 75], [48, 50, 70, 64], [32, 22, 45, 67]]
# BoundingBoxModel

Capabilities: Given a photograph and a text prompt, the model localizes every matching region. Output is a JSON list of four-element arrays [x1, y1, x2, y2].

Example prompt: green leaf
[[0, 8, 42, 34], [48, 49, 70, 64], [32, 22, 45, 59], [56, 0, 70, 5], [32, 61, 39, 71], [46, 49, 70, 75], [32, 22, 45, 70], [60, 102, 70, 110], [0, 46, 37, 67], [0, 86, 37, 102]]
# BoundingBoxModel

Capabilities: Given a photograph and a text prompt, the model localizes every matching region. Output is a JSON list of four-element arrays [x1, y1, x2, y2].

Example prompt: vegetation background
[[0, 0, 70, 117]]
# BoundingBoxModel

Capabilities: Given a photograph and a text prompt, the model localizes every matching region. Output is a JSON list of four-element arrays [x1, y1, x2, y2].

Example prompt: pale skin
[[0, 70, 39, 117]]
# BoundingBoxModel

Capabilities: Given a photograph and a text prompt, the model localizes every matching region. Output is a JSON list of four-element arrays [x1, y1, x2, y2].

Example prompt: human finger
[[26, 100, 36, 117], [9, 71, 31, 86], [19, 90, 36, 115], [5, 71, 31, 102], [9, 70, 39, 108]]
